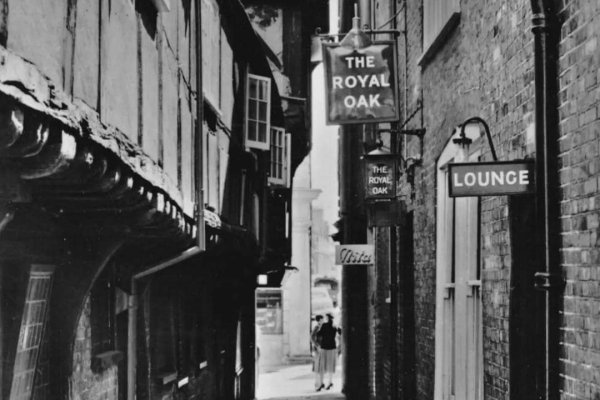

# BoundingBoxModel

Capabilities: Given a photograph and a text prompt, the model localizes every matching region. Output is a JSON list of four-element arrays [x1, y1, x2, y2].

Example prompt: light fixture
[[452, 126, 472, 163], [339, 6, 372, 50], [454, 116, 498, 163], [311, 35, 324, 63]]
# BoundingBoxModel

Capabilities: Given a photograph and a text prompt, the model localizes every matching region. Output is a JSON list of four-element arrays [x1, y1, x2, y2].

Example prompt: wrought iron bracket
[[375, 128, 426, 169], [533, 272, 565, 290], [459, 116, 498, 161], [314, 27, 403, 39], [375, 128, 426, 137]]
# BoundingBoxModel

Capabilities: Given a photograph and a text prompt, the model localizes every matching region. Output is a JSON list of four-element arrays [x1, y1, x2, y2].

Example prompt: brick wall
[[341, 0, 600, 399], [69, 296, 119, 400], [557, 1, 600, 398], [403, 0, 536, 399], [398, 0, 600, 399]]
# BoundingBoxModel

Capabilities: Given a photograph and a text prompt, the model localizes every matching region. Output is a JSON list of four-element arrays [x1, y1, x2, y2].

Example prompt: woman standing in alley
[[316, 313, 341, 390], [311, 315, 325, 390]]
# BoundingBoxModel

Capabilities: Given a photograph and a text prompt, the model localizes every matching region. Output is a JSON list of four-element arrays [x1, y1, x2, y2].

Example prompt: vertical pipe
[[530, 1, 561, 399]]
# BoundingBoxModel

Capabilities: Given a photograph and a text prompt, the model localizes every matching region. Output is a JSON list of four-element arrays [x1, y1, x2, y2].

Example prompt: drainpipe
[[529, 1, 562, 400], [127, 0, 205, 397]]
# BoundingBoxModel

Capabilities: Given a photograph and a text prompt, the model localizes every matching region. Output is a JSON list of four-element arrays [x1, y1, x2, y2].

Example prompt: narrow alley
[[1, 0, 600, 400], [257, 362, 344, 400]]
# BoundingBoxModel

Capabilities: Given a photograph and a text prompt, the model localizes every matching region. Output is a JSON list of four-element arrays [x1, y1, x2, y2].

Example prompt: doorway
[[434, 135, 483, 400]]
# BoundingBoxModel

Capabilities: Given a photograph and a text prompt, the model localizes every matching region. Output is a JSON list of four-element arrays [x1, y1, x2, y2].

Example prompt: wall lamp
[[453, 116, 498, 162], [310, 4, 402, 64]]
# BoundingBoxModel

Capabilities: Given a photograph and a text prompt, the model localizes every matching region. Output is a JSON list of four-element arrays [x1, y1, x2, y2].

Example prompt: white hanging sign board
[[335, 244, 374, 265]]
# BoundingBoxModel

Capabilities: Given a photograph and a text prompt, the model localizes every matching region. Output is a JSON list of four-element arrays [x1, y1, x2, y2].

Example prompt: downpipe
[[529, 1, 563, 399]]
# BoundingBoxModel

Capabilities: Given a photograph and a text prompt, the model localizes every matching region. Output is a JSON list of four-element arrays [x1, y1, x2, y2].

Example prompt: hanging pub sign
[[322, 40, 399, 125], [364, 149, 397, 201], [335, 244, 374, 265], [448, 160, 535, 197]]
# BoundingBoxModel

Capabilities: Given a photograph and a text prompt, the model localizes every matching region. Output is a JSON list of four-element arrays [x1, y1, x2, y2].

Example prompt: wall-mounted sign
[[335, 244, 374, 265], [323, 41, 399, 125], [364, 154, 396, 200], [448, 160, 535, 197]]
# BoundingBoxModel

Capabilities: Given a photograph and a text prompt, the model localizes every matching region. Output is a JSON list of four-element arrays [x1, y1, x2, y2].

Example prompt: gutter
[[529, 1, 563, 399]]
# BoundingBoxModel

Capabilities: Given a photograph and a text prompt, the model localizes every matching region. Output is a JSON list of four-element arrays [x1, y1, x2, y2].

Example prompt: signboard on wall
[[335, 245, 374, 265], [364, 156, 396, 200], [322, 41, 399, 125], [448, 161, 535, 197]]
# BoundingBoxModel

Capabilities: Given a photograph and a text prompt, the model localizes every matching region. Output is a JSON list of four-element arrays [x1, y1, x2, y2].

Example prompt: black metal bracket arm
[[459, 116, 498, 162], [314, 27, 403, 39], [374, 128, 426, 169], [533, 272, 565, 290], [376, 128, 426, 138]]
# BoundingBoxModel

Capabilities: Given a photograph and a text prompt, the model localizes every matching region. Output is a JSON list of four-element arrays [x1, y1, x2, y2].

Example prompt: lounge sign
[[448, 161, 535, 197], [335, 245, 374, 265], [323, 41, 399, 125]]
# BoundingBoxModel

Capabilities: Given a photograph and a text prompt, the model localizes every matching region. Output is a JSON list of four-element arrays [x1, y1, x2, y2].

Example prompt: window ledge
[[418, 12, 461, 67]]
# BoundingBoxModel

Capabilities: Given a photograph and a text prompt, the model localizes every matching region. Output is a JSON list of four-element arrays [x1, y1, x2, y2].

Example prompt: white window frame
[[10, 265, 55, 400], [269, 127, 291, 187], [245, 74, 271, 151], [421, 0, 460, 63]]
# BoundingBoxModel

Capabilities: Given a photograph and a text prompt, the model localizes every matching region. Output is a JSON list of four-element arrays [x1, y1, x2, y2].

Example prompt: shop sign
[[323, 41, 399, 125], [448, 161, 535, 197], [335, 244, 374, 265], [365, 156, 396, 200]]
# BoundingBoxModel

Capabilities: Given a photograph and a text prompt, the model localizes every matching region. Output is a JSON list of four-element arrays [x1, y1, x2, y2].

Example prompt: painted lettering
[[453, 173, 464, 187], [478, 171, 489, 186], [368, 176, 392, 184], [330, 74, 391, 89], [344, 55, 376, 69], [464, 172, 476, 186], [339, 248, 373, 264], [506, 171, 517, 185], [491, 171, 503, 185], [369, 94, 381, 107], [332, 76, 343, 89], [519, 170, 529, 184], [344, 96, 356, 108], [372, 187, 389, 194]]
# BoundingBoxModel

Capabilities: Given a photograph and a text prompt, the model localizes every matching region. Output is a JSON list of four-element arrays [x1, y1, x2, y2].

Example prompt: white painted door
[[435, 136, 483, 400]]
